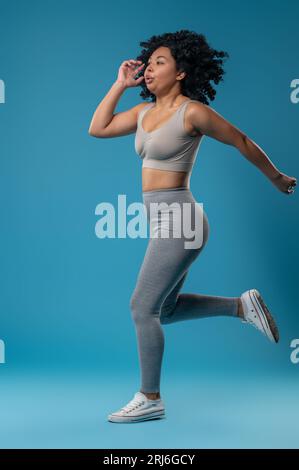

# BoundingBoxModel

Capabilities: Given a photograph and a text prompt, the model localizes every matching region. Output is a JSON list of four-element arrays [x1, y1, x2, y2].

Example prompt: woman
[[89, 30, 297, 424]]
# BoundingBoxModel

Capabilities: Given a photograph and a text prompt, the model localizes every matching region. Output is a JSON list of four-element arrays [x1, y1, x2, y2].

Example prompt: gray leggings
[[130, 187, 239, 393]]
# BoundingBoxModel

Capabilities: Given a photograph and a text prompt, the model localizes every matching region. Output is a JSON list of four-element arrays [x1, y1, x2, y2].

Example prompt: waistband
[[142, 186, 191, 196]]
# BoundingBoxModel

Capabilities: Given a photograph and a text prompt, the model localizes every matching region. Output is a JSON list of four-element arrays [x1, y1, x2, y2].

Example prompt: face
[[144, 46, 185, 92]]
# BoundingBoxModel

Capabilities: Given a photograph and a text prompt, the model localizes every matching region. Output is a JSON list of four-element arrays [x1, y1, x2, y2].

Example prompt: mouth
[[145, 77, 154, 84]]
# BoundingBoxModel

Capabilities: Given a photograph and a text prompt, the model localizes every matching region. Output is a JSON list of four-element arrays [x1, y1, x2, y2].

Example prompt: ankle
[[237, 298, 245, 319], [141, 390, 161, 400]]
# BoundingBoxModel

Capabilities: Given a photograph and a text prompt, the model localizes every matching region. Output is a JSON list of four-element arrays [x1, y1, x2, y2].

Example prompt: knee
[[129, 290, 137, 313], [130, 290, 143, 323], [130, 290, 159, 323]]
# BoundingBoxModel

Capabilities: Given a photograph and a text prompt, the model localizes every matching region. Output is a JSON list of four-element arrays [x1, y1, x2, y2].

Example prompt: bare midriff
[[142, 167, 190, 192]]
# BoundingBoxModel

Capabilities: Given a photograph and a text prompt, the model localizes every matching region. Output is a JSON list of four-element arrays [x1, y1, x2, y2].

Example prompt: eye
[[147, 60, 164, 66]]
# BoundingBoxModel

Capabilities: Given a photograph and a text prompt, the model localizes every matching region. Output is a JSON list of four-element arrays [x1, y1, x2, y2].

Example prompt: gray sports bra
[[135, 99, 204, 174]]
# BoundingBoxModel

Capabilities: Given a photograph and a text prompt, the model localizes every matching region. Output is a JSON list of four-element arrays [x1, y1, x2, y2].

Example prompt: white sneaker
[[107, 391, 166, 423], [240, 289, 279, 343]]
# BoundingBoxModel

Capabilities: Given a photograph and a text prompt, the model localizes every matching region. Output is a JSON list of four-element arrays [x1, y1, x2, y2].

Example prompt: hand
[[116, 59, 145, 88], [271, 171, 297, 195]]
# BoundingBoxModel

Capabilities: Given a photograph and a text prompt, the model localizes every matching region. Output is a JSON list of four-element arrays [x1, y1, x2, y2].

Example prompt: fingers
[[135, 75, 145, 84], [286, 176, 297, 194], [286, 185, 296, 194], [124, 60, 143, 69]]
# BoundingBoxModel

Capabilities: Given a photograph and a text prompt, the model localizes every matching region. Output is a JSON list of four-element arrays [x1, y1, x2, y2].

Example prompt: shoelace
[[120, 396, 145, 414]]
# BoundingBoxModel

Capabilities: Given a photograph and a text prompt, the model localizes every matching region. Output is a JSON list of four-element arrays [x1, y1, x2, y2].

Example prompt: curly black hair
[[135, 29, 229, 105]]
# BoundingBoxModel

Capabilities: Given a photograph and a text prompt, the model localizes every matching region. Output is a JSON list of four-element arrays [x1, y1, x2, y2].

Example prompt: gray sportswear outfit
[[131, 100, 239, 393]]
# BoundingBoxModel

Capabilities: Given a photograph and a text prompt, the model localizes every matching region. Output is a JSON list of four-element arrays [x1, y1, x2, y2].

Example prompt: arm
[[189, 102, 297, 194], [88, 59, 146, 138], [88, 81, 127, 137], [88, 81, 144, 138]]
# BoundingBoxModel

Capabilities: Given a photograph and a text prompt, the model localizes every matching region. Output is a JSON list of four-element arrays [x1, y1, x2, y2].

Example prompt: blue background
[[0, 0, 298, 448]]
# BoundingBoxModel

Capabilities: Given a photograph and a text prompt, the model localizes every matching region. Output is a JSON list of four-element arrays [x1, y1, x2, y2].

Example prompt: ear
[[177, 70, 187, 81]]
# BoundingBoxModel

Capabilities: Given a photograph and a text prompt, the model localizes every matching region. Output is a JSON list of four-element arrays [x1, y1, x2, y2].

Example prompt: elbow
[[88, 127, 102, 138], [234, 133, 248, 151]]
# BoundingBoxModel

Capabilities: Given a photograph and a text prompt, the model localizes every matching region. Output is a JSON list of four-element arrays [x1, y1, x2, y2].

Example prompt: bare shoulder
[[187, 100, 209, 113], [186, 100, 217, 136], [134, 101, 152, 115], [185, 100, 207, 137], [187, 100, 219, 118]]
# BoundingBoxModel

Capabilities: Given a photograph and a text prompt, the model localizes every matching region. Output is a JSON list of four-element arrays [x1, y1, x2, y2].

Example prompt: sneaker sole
[[108, 409, 166, 423], [250, 289, 279, 343]]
